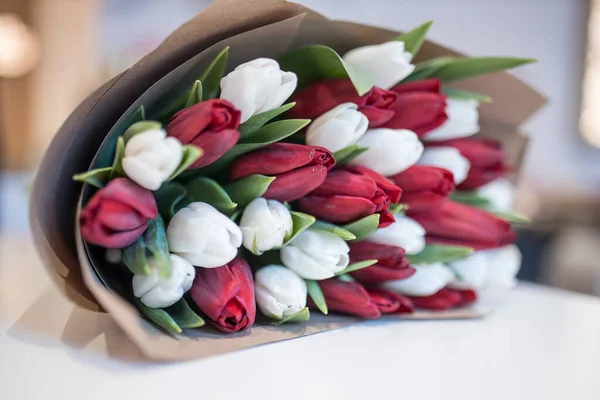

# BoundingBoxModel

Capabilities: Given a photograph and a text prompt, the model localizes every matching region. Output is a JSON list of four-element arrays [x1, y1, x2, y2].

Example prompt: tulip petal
[[297, 195, 376, 224], [264, 165, 329, 202]]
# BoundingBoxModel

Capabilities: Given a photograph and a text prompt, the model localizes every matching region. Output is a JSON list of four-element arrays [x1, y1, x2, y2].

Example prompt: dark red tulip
[[390, 165, 455, 211], [426, 138, 508, 190], [297, 165, 401, 228], [384, 79, 448, 136], [366, 288, 414, 314], [317, 278, 381, 319], [348, 241, 416, 283], [228, 143, 335, 202], [409, 288, 477, 310], [289, 79, 398, 128], [80, 178, 157, 248], [189, 257, 256, 333], [408, 200, 515, 250], [167, 99, 241, 169]]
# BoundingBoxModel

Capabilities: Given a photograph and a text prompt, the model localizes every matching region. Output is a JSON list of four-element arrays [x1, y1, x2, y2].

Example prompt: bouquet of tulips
[[31, 0, 544, 360]]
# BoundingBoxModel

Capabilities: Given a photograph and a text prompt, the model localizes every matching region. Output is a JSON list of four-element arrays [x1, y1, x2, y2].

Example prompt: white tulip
[[239, 198, 293, 255], [220, 58, 297, 123], [280, 229, 349, 280], [167, 202, 242, 268], [367, 215, 426, 255], [306, 103, 369, 152], [418, 147, 471, 184], [382, 263, 454, 297], [483, 244, 522, 289], [121, 129, 183, 191], [343, 41, 415, 90], [132, 254, 195, 308], [255, 265, 307, 320], [447, 251, 489, 290], [422, 99, 480, 141], [475, 178, 516, 212], [350, 128, 423, 176]]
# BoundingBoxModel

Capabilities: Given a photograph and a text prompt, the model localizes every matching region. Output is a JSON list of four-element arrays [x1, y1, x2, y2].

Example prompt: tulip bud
[[390, 165, 455, 211], [482, 244, 522, 289], [167, 99, 241, 169], [417, 147, 471, 184], [385, 79, 448, 136], [407, 200, 516, 250], [317, 278, 381, 319], [348, 241, 415, 283], [132, 254, 195, 308], [239, 198, 293, 255], [421, 99, 480, 141], [408, 288, 477, 310], [280, 229, 350, 280], [343, 41, 415, 90], [255, 265, 307, 320], [229, 143, 335, 202], [121, 129, 183, 190], [80, 178, 158, 248], [350, 128, 423, 176], [366, 288, 414, 314], [367, 215, 426, 255], [475, 178, 516, 211], [190, 257, 256, 332], [382, 262, 454, 297], [220, 58, 297, 122], [306, 103, 369, 152], [166, 202, 243, 268], [297, 165, 401, 228]]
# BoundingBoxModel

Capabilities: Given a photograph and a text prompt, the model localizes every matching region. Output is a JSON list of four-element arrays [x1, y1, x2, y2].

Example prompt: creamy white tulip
[[239, 198, 293, 255], [280, 229, 349, 280], [167, 202, 242, 268], [382, 263, 454, 297], [132, 254, 195, 308], [447, 251, 489, 290], [476, 178, 516, 212], [483, 244, 522, 289], [422, 99, 480, 141], [343, 41, 415, 90], [255, 265, 307, 320], [220, 58, 297, 123], [306, 103, 369, 152], [417, 147, 471, 184], [367, 215, 426, 255], [121, 129, 183, 191], [350, 128, 423, 176]]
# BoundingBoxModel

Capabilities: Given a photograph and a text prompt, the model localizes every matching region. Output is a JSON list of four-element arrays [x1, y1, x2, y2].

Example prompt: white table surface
[[1, 234, 600, 400]]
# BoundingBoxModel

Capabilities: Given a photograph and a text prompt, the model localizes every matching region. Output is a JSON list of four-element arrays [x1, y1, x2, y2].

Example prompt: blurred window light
[[581, 0, 600, 149], [0, 13, 40, 79]]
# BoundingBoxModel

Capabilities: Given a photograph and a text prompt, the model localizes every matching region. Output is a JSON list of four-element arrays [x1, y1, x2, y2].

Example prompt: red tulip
[[297, 165, 401, 228], [426, 138, 508, 190], [384, 79, 448, 136], [407, 200, 515, 250], [189, 257, 256, 333], [390, 165, 455, 211], [229, 143, 335, 202], [289, 79, 398, 128], [409, 288, 477, 310], [167, 99, 241, 169], [317, 278, 381, 319], [80, 178, 157, 248], [348, 241, 416, 283], [366, 288, 414, 314]]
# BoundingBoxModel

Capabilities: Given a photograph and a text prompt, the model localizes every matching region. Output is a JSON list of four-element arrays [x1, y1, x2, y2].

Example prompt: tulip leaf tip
[[335, 259, 377, 276], [272, 307, 310, 326], [306, 280, 328, 315]]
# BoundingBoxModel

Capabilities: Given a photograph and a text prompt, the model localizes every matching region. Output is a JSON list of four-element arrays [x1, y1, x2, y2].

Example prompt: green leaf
[[311, 221, 356, 241], [133, 298, 182, 334], [132, 105, 146, 122], [167, 145, 203, 181], [283, 212, 316, 246], [306, 280, 328, 315], [110, 136, 126, 179], [154, 182, 189, 220], [404, 56, 456, 81], [430, 57, 536, 82], [73, 167, 112, 188], [449, 191, 494, 210], [144, 215, 172, 279], [186, 177, 237, 214], [337, 274, 356, 283], [164, 299, 205, 329], [406, 245, 474, 265], [442, 87, 492, 103], [278, 45, 373, 95], [223, 175, 276, 207], [393, 20, 433, 57], [388, 203, 408, 215], [230, 209, 242, 222], [342, 214, 380, 241], [198, 46, 229, 100], [272, 307, 310, 326], [491, 211, 530, 224], [123, 121, 162, 143], [333, 144, 369, 166], [335, 259, 378, 276], [122, 236, 151, 275], [185, 80, 203, 108], [239, 103, 296, 137]]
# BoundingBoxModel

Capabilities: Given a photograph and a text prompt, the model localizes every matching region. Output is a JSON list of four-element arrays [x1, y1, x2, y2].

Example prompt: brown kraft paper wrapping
[[29, 0, 546, 361]]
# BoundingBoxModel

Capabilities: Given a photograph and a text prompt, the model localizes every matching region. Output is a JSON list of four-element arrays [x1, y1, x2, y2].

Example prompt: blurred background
[[0, 0, 599, 296]]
